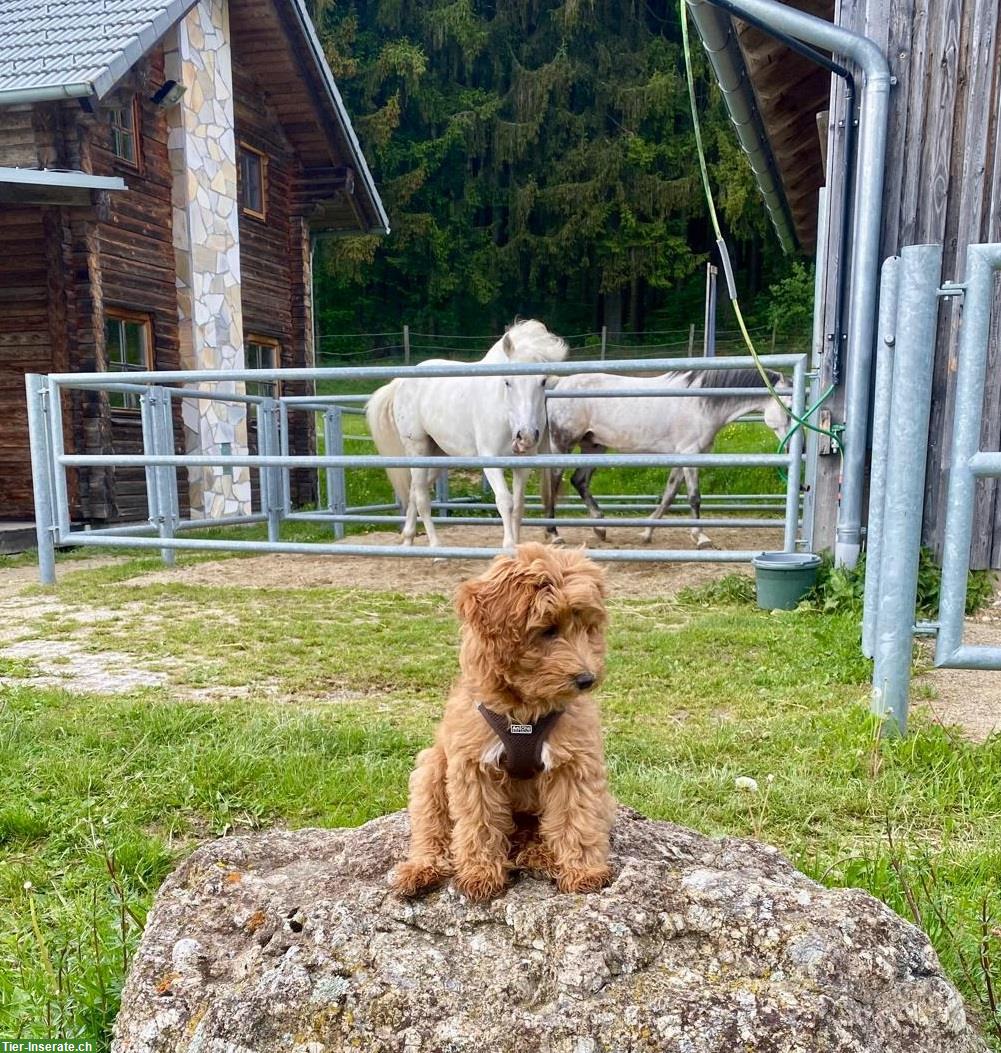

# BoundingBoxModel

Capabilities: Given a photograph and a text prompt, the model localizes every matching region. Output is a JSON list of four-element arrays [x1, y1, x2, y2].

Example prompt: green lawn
[[1, 558, 1000, 1047]]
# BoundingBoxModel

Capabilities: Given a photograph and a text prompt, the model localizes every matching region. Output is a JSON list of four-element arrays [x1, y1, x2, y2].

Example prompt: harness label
[[509, 724, 533, 735]]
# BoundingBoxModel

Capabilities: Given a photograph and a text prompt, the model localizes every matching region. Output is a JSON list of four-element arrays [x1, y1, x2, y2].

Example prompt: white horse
[[366, 320, 568, 548], [542, 367, 791, 548]]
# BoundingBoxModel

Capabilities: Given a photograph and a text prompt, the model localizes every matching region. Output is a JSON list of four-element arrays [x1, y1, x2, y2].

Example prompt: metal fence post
[[139, 388, 162, 543], [935, 244, 1001, 667], [25, 374, 57, 585], [782, 356, 806, 551], [861, 255, 901, 658], [435, 471, 450, 517], [278, 398, 292, 517], [871, 244, 942, 734], [45, 377, 71, 538], [259, 397, 282, 543], [154, 386, 178, 566], [324, 407, 346, 540]]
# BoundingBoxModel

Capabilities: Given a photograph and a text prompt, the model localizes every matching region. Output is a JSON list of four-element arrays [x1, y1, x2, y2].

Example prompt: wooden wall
[[87, 47, 187, 524], [232, 52, 317, 508], [1, 37, 329, 526], [816, 0, 1001, 567], [0, 208, 51, 518]]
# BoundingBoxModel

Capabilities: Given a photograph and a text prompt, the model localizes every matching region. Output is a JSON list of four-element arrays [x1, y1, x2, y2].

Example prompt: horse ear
[[502, 332, 515, 356]]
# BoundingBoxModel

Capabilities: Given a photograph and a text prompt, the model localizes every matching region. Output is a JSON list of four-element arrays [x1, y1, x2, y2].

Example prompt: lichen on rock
[[112, 808, 987, 1052]]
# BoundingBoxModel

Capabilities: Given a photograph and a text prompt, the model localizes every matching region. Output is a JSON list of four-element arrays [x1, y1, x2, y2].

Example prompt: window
[[105, 310, 153, 410], [238, 143, 267, 219], [108, 100, 139, 165], [245, 336, 280, 397]]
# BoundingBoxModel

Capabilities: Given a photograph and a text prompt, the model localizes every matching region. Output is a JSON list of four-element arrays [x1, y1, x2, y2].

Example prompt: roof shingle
[[0, 0, 198, 101]]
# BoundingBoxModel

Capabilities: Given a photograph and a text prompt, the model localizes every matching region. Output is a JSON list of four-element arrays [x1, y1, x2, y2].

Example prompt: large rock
[[113, 809, 985, 1053]]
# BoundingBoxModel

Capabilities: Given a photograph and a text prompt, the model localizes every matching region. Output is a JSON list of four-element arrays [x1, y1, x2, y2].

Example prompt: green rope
[[679, 0, 842, 456]]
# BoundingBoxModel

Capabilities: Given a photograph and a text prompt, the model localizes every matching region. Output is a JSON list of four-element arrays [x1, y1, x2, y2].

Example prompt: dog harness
[[477, 704, 563, 780]]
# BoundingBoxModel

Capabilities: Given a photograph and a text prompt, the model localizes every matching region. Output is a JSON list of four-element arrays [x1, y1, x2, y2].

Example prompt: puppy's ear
[[455, 566, 522, 650], [454, 578, 483, 629]]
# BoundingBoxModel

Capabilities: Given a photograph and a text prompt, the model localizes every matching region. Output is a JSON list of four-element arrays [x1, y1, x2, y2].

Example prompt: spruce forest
[[311, 0, 813, 344]]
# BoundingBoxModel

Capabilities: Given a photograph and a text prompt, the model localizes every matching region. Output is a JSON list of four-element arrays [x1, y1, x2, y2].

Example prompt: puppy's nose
[[574, 672, 596, 690]]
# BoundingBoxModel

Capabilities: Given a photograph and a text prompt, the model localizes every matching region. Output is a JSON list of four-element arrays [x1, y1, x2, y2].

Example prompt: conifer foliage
[[312, 0, 771, 336]]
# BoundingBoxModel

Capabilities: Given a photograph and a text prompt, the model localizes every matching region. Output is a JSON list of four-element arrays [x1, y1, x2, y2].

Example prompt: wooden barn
[[0, 0, 388, 541], [691, 0, 1001, 568]]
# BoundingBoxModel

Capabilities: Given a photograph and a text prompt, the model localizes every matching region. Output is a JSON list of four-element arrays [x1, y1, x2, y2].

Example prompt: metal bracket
[[937, 282, 966, 298]]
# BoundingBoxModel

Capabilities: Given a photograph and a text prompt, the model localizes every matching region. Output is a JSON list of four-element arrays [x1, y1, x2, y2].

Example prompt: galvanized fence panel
[[25, 354, 808, 584]]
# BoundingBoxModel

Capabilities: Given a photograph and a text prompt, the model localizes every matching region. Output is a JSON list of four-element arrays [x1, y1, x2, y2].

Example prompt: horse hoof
[[640, 532, 653, 545], [431, 557, 447, 565], [593, 530, 607, 543], [549, 535, 566, 547], [696, 537, 718, 551]]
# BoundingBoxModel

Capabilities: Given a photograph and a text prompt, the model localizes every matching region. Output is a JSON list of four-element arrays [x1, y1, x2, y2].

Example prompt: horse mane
[[502, 319, 569, 364], [697, 367, 784, 389]]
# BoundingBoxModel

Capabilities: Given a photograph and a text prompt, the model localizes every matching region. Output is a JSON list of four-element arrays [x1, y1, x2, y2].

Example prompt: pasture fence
[[315, 324, 784, 365], [25, 353, 808, 586]]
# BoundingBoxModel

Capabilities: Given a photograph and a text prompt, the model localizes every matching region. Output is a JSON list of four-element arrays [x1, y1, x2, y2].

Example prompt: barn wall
[[819, 0, 1001, 568], [85, 45, 188, 524], [0, 208, 51, 519], [232, 51, 317, 508]]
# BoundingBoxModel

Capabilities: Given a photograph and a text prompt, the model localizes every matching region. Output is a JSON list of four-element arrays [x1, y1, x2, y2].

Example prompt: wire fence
[[315, 323, 789, 365]]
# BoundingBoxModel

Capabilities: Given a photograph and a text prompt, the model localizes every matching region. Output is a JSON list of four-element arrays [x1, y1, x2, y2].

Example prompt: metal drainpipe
[[688, 0, 891, 569]]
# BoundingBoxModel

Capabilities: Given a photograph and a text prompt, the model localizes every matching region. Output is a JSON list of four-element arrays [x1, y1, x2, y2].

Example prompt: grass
[[2, 556, 1001, 1047]]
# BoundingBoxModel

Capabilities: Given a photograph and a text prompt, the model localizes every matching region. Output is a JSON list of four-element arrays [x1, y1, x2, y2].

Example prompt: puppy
[[391, 542, 615, 901]]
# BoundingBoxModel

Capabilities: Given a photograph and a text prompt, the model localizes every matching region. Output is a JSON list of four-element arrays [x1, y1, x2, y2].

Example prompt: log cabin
[[0, 0, 388, 543], [689, 0, 1001, 569]]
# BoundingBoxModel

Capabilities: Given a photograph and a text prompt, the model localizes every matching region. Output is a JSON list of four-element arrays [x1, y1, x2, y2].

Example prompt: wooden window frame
[[105, 308, 154, 414], [108, 97, 141, 170], [238, 142, 268, 221], [245, 334, 281, 399]]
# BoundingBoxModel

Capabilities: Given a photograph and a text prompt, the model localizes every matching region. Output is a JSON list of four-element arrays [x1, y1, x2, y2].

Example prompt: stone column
[[165, 0, 251, 519]]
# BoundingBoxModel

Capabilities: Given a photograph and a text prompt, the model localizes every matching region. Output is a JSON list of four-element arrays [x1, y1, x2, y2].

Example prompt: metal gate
[[24, 353, 808, 585], [864, 242, 1001, 733]]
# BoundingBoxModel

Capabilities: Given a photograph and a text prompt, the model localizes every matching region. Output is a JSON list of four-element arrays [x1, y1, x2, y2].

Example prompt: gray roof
[[0, 0, 388, 233], [0, 0, 198, 103]]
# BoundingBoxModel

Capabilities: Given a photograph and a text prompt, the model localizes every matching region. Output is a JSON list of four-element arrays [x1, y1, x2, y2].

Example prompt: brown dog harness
[[477, 704, 563, 780]]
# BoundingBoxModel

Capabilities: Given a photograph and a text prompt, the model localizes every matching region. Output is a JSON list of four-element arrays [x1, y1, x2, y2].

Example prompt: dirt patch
[[130, 524, 781, 599], [917, 619, 1001, 743]]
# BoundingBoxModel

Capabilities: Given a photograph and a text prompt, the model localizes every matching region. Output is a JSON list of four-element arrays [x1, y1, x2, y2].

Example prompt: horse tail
[[365, 381, 411, 506]]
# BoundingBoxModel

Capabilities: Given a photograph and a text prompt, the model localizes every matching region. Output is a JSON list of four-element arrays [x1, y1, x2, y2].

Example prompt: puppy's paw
[[453, 865, 507, 902], [390, 859, 449, 897], [513, 840, 557, 875], [555, 864, 611, 895]]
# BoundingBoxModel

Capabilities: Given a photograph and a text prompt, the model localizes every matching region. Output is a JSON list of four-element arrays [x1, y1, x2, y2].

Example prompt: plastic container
[[751, 551, 822, 610]]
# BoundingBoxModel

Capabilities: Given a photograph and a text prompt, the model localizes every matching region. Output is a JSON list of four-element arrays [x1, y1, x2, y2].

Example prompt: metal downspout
[[688, 0, 891, 569], [684, 4, 797, 254]]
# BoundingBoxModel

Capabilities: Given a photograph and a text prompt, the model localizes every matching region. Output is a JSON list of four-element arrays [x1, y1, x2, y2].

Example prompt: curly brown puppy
[[391, 542, 615, 902]]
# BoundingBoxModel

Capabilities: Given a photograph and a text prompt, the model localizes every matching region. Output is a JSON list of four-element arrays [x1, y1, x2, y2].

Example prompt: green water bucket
[[751, 551, 822, 610]]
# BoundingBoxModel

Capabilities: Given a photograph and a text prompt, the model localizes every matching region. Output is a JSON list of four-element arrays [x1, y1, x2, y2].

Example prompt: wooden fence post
[[403, 324, 410, 365]]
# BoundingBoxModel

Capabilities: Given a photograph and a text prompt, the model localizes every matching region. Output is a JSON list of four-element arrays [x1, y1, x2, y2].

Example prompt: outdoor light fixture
[[151, 80, 186, 107]]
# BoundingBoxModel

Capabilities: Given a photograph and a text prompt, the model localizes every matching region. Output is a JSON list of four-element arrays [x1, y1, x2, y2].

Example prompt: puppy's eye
[[540, 625, 559, 640]]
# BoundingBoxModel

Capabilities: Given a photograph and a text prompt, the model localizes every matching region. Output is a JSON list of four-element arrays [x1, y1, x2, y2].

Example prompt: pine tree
[[312, 0, 779, 339]]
